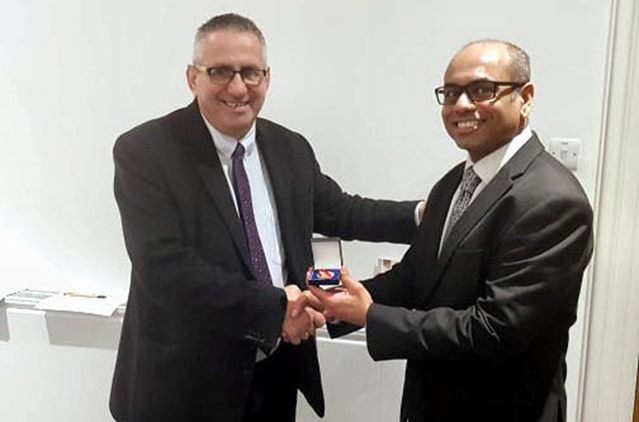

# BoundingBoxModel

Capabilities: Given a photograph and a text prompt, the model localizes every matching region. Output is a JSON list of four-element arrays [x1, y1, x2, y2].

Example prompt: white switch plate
[[374, 257, 398, 275], [548, 138, 581, 171]]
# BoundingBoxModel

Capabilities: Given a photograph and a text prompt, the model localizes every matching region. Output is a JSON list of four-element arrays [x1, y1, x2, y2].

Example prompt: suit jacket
[[109, 101, 417, 422], [363, 134, 593, 422]]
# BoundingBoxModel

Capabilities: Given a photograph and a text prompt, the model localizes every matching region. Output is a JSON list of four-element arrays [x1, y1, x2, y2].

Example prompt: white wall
[[0, 0, 609, 292], [0, 1, 616, 421]]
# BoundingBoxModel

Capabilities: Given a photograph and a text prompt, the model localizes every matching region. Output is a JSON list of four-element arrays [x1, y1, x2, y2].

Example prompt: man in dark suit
[[313, 39, 594, 422], [109, 13, 420, 422]]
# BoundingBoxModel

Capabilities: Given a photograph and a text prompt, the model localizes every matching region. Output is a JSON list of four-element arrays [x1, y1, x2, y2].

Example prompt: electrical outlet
[[548, 138, 581, 171]]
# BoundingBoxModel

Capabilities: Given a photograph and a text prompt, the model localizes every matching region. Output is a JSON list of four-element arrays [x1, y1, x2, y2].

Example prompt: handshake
[[281, 267, 373, 345]]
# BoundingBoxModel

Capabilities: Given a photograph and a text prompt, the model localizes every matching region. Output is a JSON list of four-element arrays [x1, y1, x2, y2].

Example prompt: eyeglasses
[[192, 65, 269, 86], [434, 80, 527, 105]]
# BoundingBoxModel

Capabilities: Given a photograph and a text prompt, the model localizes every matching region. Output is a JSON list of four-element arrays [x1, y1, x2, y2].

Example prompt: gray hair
[[193, 13, 267, 64]]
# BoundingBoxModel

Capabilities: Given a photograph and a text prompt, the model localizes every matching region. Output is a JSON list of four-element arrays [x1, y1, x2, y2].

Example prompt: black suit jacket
[[363, 135, 593, 422], [109, 101, 418, 422]]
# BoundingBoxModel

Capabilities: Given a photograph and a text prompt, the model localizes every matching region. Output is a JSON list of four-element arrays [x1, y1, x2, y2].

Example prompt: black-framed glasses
[[193, 64, 269, 86], [434, 80, 527, 105]]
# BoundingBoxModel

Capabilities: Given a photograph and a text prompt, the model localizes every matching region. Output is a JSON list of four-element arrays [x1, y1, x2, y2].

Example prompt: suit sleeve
[[309, 151, 419, 244], [114, 131, 286, 350], [326, 235, 422, 339], [365, 195, 593, 362]]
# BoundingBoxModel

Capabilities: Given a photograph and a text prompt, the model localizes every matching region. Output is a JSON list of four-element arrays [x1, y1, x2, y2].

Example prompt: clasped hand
[[282, 268, 373, 344], [308, 267, 373, 328], [281, 285, 326, 345]]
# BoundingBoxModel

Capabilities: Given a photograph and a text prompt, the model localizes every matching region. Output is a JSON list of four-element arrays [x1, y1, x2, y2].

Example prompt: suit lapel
[[421, 134, 545, 304], [255, 120, 293, 212], [254, 120, 304, 285], [413, 164, 464, 302], [435, 173, 511, 270], [179, 101, 253, 272]]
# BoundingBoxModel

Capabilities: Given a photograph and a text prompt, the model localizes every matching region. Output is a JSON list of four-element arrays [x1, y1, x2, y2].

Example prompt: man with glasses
[[312, 39, 593, 422], [109, 13, 421, 422]]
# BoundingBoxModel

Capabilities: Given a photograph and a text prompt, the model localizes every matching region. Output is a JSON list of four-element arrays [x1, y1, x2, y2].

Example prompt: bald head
[[449, 39, 530, 84]]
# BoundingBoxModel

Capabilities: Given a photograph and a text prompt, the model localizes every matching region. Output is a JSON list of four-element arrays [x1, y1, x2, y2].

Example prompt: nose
[[226, 72, 248, 95], [454, 90, 475, 108]]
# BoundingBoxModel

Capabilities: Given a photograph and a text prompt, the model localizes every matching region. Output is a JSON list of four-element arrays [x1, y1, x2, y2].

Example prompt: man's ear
[[519, 82, 535, 118], [263, 67, 271, 91], [186, 65, 198, 93]]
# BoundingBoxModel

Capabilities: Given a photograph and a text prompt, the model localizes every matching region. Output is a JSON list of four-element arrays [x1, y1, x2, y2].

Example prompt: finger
[[289, 294, 308, 318], [322, 309, 335, 321], [306, 307, 322, 323], [309, 286, 330, 302], [284, 284, 302, 300], [284, 327, 302, 345], [283, 331, 299, 345], [303, 290, 324, 311], [310, 309, 326, 328], [284, 285, 304, 317], [305, 309, 316, 332], [305, 319, 315, 337], [339, 270, 359, 292]]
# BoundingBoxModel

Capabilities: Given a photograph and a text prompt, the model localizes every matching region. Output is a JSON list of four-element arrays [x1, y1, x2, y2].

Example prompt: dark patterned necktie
[[231, 143, 272, 285], [444, 166, 481, 241]]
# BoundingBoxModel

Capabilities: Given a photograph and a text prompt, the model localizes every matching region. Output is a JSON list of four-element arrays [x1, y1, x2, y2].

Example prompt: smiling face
[[441, 43, 534, 162], [187, 29, 269, 139]]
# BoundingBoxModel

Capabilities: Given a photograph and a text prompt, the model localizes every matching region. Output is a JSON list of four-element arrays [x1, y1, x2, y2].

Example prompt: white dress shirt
[[202, 118, 287, 289], [439, 126, 533, 254]]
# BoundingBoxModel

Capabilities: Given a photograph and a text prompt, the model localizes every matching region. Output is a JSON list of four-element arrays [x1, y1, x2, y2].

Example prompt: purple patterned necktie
[[231, 143, 273, 285], [444, 166, 481, 241]]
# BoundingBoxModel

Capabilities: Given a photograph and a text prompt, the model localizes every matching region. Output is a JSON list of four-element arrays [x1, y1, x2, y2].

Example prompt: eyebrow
[[444, 77, 492, 86]]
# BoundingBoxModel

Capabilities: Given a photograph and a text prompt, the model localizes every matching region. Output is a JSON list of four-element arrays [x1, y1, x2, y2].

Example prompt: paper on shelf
[[35, 293, 123, 317], [0, 284, 28, 302]]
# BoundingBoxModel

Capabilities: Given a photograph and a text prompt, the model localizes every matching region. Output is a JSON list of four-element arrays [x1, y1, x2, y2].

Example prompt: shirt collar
[[466, 126, 533, 184], [201, 114, 257, 160]]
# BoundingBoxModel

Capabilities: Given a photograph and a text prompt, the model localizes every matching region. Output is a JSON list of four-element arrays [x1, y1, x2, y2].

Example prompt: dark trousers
[[242, 345, 298, 422]]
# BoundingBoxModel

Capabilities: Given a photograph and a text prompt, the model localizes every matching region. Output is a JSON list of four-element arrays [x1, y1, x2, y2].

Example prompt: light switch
[[548, 138, 581, 171], [374, 257, 397, 275]]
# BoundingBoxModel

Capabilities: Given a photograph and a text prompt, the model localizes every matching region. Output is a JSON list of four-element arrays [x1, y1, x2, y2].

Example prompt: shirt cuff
[[414, 200, 426, 225]]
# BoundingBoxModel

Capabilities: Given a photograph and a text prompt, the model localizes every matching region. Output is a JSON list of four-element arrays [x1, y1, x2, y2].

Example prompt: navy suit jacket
[[109, 101, 417, 422], [364, 134, 593, 422]]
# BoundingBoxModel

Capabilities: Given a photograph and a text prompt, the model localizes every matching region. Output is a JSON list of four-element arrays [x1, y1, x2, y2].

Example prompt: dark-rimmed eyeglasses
[[434, 80, 527, 105], [192, 65, 269, 86]]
